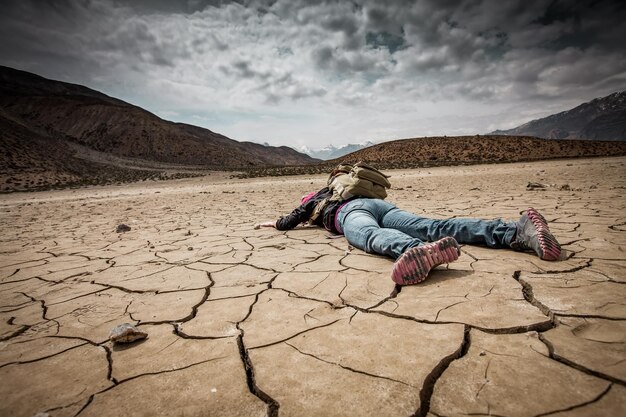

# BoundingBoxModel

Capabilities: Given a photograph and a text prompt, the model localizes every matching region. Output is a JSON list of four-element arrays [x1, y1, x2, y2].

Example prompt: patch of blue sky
[[365, 31, 408, 54]]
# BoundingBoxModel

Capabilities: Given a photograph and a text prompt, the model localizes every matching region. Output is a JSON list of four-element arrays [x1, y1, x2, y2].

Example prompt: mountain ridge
[[0, 65, 318, 191], [301, 141, 377, 160], [0, 65, 317, 167], [237, 135, 626, 179], [2, 66, 626, 192], [490, 91, 626, 140]]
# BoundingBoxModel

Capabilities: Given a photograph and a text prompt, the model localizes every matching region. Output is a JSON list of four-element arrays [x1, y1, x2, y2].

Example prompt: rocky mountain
[[0, 66, 318, 191], [491, 91, 626, 140], [302, 141, 377, 160]]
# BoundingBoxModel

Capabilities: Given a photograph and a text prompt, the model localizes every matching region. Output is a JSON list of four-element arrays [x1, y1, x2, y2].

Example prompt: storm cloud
[[1, 0, 624, 148]]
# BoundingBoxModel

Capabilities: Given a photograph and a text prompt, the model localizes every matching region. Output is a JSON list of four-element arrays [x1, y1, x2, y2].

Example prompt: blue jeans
[[336, 199, 517, 259]]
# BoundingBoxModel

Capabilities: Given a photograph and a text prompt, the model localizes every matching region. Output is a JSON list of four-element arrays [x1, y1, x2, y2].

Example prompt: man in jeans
[[256, 188, 562, 285]]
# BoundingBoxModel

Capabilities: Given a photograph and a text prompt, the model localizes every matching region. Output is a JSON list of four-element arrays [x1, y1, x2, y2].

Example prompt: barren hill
[[238, 135, 626, 178], [491, 91, 626, 140], [0, 66, 317, 191], [333, 136, 626, 167]]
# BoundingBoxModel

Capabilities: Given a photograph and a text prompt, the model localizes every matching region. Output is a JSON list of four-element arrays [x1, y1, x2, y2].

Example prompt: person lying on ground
[[255, 187, 562, 285]]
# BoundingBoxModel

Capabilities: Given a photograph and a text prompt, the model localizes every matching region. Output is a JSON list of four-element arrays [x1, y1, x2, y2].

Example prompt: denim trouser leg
[[381, 207, 516, 248], [336, 199, 517, 259]]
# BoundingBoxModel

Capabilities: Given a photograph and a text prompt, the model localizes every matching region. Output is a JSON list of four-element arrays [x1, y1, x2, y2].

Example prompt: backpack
[[308, 162, 391, 225], [327, 162, 391, 201]]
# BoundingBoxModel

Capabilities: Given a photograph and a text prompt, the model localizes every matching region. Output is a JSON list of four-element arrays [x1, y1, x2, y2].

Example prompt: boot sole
[[526, 207, 562, 261], [391, 237, 461, 285]]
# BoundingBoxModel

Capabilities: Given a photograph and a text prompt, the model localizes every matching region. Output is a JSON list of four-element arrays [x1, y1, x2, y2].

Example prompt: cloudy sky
[[1, 0, 625, 150]]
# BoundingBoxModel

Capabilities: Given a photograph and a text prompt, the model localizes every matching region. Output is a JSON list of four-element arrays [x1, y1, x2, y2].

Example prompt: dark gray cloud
[[258, 72, 327, 104], [113, 0, 244, 14], [0, 0, 624, 144], [2, 0, 624, 95], [0, 1, 113, 84]]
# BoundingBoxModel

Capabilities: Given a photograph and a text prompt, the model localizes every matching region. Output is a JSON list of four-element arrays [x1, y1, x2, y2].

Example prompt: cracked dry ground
[[1, 157, 625, 417]]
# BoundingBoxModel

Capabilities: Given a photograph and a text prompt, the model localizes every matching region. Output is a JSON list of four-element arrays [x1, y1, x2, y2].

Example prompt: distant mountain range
[[0, 66, 318, 190], [491, 91, 626, 140], [2, 65, 625, 192], [301, 141, 376, 160]]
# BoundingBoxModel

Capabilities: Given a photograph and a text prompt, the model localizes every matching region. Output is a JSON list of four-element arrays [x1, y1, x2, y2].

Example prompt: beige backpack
[[308, 162, 391, 224], [328, 162, 391, 201]]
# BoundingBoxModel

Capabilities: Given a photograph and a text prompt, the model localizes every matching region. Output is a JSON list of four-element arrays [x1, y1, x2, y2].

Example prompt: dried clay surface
[[0, 157, 625, 417]]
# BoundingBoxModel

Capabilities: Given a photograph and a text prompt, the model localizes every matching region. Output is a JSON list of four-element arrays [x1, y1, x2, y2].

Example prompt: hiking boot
[[391, 237, 461, 285], [511, 207, 561, 261]]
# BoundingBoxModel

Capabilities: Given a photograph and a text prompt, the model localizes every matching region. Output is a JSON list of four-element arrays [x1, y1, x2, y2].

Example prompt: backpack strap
[[308, 197, 330, 224]]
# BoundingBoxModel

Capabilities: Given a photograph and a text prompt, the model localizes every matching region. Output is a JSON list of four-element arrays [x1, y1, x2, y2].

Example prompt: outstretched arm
[[275, 204, 312, 230], [254, 202, 313, 231], [254, 221, 277, 229], [255, 188, 326, 231]]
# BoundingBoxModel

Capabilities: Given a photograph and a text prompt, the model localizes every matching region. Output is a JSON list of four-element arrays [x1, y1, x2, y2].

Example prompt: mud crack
[[538, 334, 625, 386], [533, 383, 613, 417], [512, 271, 555, 321], [236, 334, 279, 417], [415, 325, 471, 417], [232, 288, 280, 416], [285, 341, 417, 387]]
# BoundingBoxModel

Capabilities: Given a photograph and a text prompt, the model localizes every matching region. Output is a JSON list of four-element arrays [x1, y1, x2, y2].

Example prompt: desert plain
[[0, 156, 625, 417]]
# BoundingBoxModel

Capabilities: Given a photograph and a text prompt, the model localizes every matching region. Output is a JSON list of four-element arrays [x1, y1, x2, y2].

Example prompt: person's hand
[[254, 221, 276, 229]]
